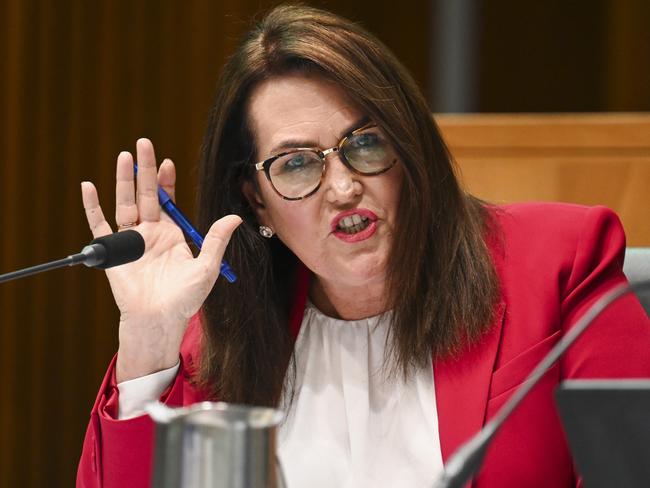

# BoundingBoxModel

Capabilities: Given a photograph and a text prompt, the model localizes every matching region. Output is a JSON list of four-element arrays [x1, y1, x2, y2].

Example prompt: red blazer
[[76, 203, 650, 487]]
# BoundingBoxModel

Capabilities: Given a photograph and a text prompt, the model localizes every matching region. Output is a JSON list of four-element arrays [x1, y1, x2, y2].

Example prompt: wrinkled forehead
[[247, 74, 365, 158]]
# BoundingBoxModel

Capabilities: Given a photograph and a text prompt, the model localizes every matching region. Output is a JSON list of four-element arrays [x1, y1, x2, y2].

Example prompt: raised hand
[[81, 138, 241, 382]]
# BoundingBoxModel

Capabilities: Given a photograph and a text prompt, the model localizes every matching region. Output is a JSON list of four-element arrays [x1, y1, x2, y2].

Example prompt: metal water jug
[[146, 401, 286, 488]]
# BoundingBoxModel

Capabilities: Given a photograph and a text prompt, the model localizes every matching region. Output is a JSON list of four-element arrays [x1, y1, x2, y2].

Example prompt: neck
[[309, 276, 389, 320]]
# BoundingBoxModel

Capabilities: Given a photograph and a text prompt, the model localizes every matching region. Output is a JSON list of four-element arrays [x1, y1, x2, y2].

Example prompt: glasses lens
[[342, 126, 393, 174], [269, 151, 323, 199]]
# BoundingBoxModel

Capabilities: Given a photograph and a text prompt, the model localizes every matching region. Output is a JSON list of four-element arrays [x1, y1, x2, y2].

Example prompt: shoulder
[[489, 202, 625, 261], [492, 201, 622, 237], [487, 201, 626, 300]]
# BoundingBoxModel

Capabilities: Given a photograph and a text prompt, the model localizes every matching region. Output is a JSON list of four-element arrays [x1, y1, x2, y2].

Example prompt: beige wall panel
[[437, 114, 650, 246]]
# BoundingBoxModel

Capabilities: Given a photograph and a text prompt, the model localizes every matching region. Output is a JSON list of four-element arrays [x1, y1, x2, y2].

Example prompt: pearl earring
[[259, 225, 275, 238]]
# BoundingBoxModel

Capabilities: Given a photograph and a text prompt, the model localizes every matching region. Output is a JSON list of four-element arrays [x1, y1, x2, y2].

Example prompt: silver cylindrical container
[[147, 401, 285, 488]]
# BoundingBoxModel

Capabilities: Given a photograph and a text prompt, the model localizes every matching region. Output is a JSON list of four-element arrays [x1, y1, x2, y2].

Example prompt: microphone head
[[89, 230, 145, 269]]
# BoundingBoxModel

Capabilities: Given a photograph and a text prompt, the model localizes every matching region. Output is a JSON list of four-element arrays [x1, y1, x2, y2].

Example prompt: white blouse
[[118, 303, 443, 487]]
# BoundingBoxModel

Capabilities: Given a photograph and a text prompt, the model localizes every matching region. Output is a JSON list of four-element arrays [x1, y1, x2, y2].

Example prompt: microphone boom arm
[[0, 230, 144, 284]]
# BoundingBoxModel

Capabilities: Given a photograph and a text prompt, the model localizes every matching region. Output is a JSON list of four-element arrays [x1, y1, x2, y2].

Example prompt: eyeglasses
[[253, 122, 397, 200]]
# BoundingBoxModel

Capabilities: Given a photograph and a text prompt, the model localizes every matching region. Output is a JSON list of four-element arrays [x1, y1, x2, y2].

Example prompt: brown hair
[[196, 4, 500, 406]]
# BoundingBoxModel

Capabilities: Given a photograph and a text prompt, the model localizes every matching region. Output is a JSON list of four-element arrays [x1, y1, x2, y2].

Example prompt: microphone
[[0, 230, 145, 284], [433, 279, 650, 488]]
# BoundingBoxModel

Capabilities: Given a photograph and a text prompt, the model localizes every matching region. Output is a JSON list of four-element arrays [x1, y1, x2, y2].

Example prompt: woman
[[77, 5, 650, 488]]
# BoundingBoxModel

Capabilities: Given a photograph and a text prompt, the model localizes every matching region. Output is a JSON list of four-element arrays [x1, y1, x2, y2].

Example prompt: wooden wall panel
[[437, 113, 650, 245], [475, 0, 650, 112], [606, 0, 650, 110]]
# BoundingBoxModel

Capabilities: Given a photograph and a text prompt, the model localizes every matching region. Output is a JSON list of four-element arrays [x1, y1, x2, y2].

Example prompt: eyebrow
[[267, 116, 370, 156]]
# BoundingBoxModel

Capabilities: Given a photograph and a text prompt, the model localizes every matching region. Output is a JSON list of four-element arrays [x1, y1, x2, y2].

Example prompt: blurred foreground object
[[146, 402, 285, 488]]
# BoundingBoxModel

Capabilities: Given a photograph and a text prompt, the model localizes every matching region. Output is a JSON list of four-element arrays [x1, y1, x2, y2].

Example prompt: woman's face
[[246, 74, 404, 291]]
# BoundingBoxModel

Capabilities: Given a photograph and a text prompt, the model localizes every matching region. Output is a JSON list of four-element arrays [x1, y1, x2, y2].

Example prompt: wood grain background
[[437, 113, 650, 246], [1, 1, 648, 486]]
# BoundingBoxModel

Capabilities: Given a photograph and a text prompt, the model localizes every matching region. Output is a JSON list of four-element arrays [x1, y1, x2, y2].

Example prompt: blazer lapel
[[434, 300, 506, 466], [434, 215, 509, 469]]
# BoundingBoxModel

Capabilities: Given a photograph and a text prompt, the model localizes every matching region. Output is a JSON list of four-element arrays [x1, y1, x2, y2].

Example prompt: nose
[[322, 153, 362, 204]]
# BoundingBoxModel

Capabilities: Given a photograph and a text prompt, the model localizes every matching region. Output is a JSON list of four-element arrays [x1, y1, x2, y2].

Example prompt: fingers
[[158, 158, 176, 202], [156, 159, 176, 224], [81, 182, 113, 238], [116, 151, 138, 230], [89, 141, 178, 236], [197, 215, 243, 277], [136, 138, 160, 222]]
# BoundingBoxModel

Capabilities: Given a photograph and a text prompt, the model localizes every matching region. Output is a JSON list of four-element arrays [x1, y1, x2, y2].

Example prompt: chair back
[[624, 247, 650, 317]]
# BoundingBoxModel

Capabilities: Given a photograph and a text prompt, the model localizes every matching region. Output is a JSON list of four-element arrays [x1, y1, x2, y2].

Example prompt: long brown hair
[[196, 4, 500, 406]]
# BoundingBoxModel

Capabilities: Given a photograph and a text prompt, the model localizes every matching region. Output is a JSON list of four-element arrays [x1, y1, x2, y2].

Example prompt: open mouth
[[336, 214, 371, 234]]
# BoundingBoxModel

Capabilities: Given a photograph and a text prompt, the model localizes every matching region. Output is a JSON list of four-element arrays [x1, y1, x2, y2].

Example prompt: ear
[[242, 179, 268, 223]]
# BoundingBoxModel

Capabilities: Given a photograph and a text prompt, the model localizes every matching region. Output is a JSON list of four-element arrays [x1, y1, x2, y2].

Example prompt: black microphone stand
[[0, 249, 104, 283], [0, 230, 144, 284]]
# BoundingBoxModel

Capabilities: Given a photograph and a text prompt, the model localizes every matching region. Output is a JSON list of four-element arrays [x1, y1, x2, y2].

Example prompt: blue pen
[[134, 164, 237, 283]]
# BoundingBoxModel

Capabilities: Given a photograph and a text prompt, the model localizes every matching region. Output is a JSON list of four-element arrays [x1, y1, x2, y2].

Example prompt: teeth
[[336, 214, 371, 234]]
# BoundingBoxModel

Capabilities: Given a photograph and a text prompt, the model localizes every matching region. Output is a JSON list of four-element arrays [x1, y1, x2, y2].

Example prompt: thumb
[[197, 215, 243, 275]]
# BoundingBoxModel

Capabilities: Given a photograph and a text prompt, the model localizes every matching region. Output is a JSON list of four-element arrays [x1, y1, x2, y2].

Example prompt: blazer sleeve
[[560, 206, 650, 379], [76, 315, 207, 488]]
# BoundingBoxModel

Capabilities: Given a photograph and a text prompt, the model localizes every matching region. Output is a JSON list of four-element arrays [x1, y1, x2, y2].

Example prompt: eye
[[270, 152, 322, 178], [344, 130, 388, 166], [348, 132, 380, 149], [282, 154, 310, 172]]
